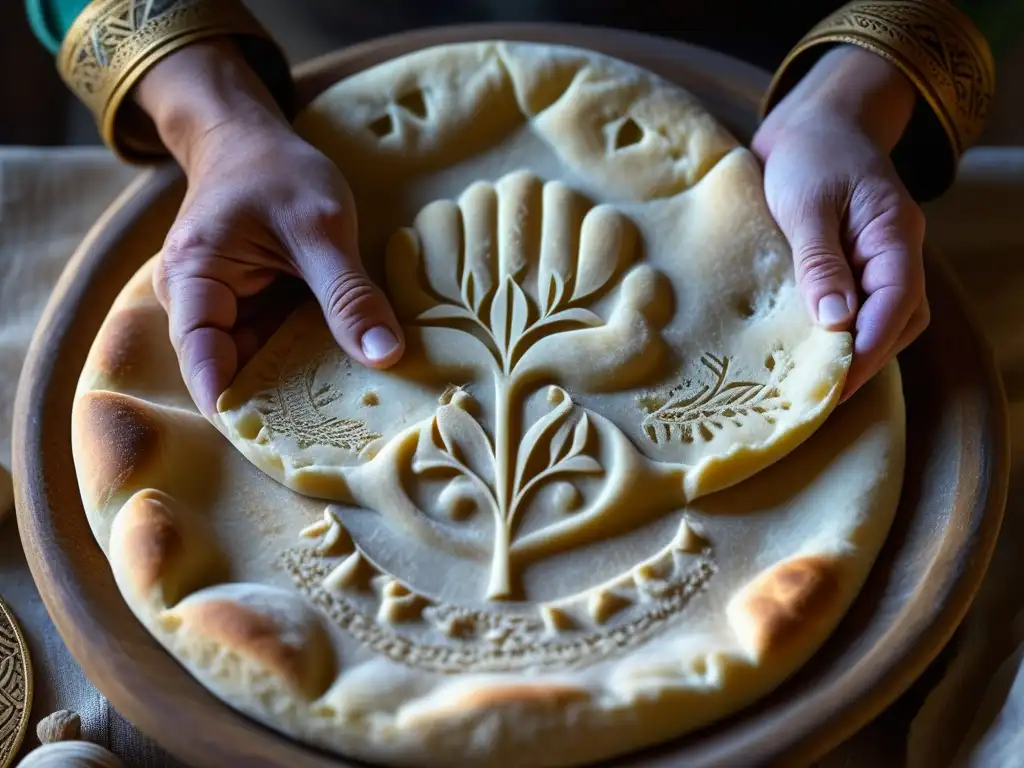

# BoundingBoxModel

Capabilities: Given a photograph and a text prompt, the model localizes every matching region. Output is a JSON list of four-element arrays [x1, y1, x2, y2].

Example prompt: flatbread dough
[[71, 42, 905, 767]]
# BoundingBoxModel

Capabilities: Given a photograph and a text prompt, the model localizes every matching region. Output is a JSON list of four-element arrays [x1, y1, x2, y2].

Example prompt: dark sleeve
[[956, 0, 1024, 59], [887, 0, 1020, 200]]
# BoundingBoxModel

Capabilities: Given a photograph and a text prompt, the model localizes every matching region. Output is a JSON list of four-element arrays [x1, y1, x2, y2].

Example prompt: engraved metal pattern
[[766, 0, 996, 156], [0, 597, 32, 768], [383, 175, 649, 600]]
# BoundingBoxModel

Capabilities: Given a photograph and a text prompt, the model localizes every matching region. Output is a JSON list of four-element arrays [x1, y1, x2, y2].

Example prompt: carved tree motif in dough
[[412, 386, 603, 598], [280, 540, 717, 673], [382, 171, 661, 599]]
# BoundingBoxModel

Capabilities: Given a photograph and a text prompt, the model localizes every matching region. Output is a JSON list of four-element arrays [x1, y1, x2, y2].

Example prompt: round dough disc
[[71, 42, 905, 767]]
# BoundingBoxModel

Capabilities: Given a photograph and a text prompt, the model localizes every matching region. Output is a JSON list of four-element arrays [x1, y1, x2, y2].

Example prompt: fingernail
[[817, 293, 852, 326], [361, 325, 400, 362]]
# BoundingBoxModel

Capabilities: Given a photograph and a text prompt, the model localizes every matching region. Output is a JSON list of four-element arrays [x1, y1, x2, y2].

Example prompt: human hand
[[135, 40, 404, 417], [752, 46, 928, 400]]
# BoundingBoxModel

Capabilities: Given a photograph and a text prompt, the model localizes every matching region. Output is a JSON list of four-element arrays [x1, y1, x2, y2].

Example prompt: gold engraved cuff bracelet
[[761, 0, 996, 201], [58, 0, 294, 163]]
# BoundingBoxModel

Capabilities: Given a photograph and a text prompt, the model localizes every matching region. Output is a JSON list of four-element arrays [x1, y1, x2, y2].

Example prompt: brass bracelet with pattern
[[58, 0, 294, 163], [762, 0, 996, 184], [0, 597, 32, 768]]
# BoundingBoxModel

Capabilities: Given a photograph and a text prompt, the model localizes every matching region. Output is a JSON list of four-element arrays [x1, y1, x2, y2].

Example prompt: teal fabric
[[26, 0, 89, 54]]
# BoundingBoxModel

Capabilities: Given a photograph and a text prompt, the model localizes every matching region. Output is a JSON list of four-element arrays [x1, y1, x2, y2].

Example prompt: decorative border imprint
[[279, 512, 716, 674]]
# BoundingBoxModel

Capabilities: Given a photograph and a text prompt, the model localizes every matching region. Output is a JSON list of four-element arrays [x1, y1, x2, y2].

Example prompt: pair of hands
[[137, 41, 927, 418]]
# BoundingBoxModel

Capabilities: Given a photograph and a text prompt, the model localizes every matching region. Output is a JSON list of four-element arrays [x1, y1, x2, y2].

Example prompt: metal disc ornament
[[0, 596, 32, 768]]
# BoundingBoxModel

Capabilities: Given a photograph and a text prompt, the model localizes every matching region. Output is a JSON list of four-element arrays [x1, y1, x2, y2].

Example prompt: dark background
[[2, 1, 1021, 148]]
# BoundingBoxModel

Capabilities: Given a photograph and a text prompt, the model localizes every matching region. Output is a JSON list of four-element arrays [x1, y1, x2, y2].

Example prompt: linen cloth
[[1, 145, 1023, 766], [0, 148, 181, 765]]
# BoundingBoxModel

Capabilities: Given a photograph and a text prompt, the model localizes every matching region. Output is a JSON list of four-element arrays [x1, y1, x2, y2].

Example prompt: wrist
[[134, 39, 290, 171], [755, 45, 916, 156]]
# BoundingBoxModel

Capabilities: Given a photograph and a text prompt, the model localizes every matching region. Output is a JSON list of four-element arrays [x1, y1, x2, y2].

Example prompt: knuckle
[[903, 202, 927, 239], [322, 271, 380, 329], [852, 180, 902, 212], [153, 255, 190, 315], [881, 270, 923, 309], [917, 300, 932, 332], [902, 255, 927, 299], [153, 252, 188, 306], [187, 354, 218, 385], [855, 183, 926, 242], [310, 197, 346, 224], [288, 197, 348, 240], [152, 254, 171, 306], [163, 221, 216, 261], [794, 241, 849, 287], [896, 263, 925, 304], [155, 248, 177, 281]]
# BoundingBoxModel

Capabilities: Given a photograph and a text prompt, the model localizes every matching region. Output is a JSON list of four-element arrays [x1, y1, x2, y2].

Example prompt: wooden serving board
[[12, 23, 1009, 768]]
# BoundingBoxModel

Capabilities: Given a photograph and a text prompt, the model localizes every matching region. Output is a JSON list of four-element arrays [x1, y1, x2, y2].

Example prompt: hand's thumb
[[300, 245, 405, 369], [784, 211, 859, 330]]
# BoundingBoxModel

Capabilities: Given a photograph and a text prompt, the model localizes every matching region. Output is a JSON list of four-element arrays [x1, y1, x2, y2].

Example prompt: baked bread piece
[[71, 41, 905, 767]]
